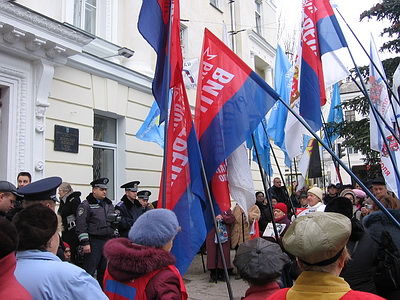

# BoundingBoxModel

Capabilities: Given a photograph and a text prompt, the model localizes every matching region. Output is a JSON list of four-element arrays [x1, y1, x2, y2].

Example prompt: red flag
[[140, 0, 207, 275], [250, 219, 260, 240]]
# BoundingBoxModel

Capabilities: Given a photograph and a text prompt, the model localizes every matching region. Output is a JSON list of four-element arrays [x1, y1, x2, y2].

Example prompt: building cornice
[[247, 29, 276, 57], [67, 52, 153, 93], [0, 0, 93, 65]]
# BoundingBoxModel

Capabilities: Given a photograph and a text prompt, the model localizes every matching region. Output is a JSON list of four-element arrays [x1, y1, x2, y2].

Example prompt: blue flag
[[324, 83, 343, 144], [135, 101, 164, 148], [266, 45, 293, 167], [247, 119, 273, 176]]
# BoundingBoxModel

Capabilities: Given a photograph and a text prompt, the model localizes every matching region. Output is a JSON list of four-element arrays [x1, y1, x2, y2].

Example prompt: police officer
[[137, 190, 153, 209], [115, 181, 151, 238], [75, 177, 114, 288], [15, 176, 66, 260], [17, 176, 62, 211], [0, 181, 20, 217]]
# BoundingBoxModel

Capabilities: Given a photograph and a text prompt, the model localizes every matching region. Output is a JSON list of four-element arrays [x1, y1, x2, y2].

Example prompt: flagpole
[[277, 96, 400, 229], [199, 160, 234, 300], [268, 139, 297, 218], [335, 7, 400, 107], [258, 121, 296, 217], [160, 1, 174, 209], [348, 76, 400, 145], [293, 157, 299, 183], [251, 133, 282, 244], [321, 113, 343, 184], [336, 7, 400, 135]]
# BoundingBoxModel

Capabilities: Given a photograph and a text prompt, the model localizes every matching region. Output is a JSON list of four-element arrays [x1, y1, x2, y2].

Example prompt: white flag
[[284, 47, 308, 159], [369, 34, 400, 197], [227, 143, 255, 221]]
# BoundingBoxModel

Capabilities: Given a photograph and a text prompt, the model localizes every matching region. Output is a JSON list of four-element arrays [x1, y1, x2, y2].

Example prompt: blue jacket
[[15, 250, 108, 300]]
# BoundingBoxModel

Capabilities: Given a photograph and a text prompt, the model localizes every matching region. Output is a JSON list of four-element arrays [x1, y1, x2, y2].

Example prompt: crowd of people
[[0, 172, 399, 299]]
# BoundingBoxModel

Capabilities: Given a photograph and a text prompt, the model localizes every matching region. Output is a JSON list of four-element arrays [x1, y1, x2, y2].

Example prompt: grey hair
[[59, 182, 73, 193]]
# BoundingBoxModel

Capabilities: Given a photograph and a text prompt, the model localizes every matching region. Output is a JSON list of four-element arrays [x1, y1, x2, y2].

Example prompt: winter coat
[[103, 238, 187, 300], [340, 219, 377, 294], [58, 191, 81, 263], [268, 186, 287, 203], [259, 207, 273, 234], [206, 209, 235, 270], [274, 215, 291, 238], [231, 205, 260, 249], [241, 282, 280, 300], [0, 252, 32, 300], [58, 191, 81, 234], [75, 193, 115, 245], [363, 209, 400, 300], [14, 250, 107, 300], [115, 195, 151, 237]]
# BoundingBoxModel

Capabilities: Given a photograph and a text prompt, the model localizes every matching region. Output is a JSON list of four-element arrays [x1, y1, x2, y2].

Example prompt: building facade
[[0, 0, 279, 201]]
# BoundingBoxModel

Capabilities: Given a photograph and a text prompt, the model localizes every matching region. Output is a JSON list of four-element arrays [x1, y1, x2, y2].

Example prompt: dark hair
[[17, 172, 32, 182], [0, 218, 19, 258], [13, 204, 58, 251], [255, 191, 264, 197]]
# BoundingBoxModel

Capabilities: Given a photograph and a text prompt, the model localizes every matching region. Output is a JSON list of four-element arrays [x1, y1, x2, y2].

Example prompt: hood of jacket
[[103, 237, 176, 282], [363, 209, 400, 229], [65, 191, 81, 202], [349, 218, 364, 242]]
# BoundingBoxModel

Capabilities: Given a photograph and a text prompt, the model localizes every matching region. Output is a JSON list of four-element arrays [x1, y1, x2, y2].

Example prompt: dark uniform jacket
[[75, 193, 115, 245], [115, 195, 150, 238]]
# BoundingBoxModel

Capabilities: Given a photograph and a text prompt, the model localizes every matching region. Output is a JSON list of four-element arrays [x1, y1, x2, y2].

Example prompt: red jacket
[[0, 252, 32, 300], [241, 282, 280, 300], [103, 238, 187, 300]]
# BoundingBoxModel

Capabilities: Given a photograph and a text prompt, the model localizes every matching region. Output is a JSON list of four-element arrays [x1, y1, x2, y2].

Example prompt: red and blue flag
[[138, 0, 181, 123], [300, 0, 349, 131], [139, 0, 207, 275], [195, 29, 279, 219]]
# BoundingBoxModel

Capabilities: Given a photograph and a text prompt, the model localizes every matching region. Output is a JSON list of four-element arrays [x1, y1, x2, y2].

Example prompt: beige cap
[[308, 187, 323, 201], [283, 212, 351, 266]]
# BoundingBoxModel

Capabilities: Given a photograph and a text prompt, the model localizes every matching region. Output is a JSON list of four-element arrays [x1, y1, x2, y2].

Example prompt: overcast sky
[[276, 0, 394, 67]]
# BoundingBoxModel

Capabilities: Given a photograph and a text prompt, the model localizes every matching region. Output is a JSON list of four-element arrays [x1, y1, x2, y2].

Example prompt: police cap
[[18, 176, 62, 202], [90, 178, 109, 189], [120, 181, 140, 192], [137, 190, 151, 200]]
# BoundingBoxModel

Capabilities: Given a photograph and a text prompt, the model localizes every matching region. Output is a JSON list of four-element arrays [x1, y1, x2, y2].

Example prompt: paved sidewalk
[[183, 251, 248, 300]]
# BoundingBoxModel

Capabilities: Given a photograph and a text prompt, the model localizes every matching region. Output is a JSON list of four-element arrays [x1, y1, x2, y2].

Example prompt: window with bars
[[74, 0, 97, 35], [93, 114, 116, 200], [344, 110, 356, 122]]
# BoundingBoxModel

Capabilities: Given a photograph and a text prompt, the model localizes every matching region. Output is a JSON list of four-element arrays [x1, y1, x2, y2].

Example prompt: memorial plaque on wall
[[54, 125, 79, 153]]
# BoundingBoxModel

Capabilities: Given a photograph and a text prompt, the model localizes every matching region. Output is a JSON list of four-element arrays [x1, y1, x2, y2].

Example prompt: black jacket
[[115, 195, 151, 238], [340, 219, 377, 294], [58, 191, 81, 233], [75, 193, 115, 245]]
